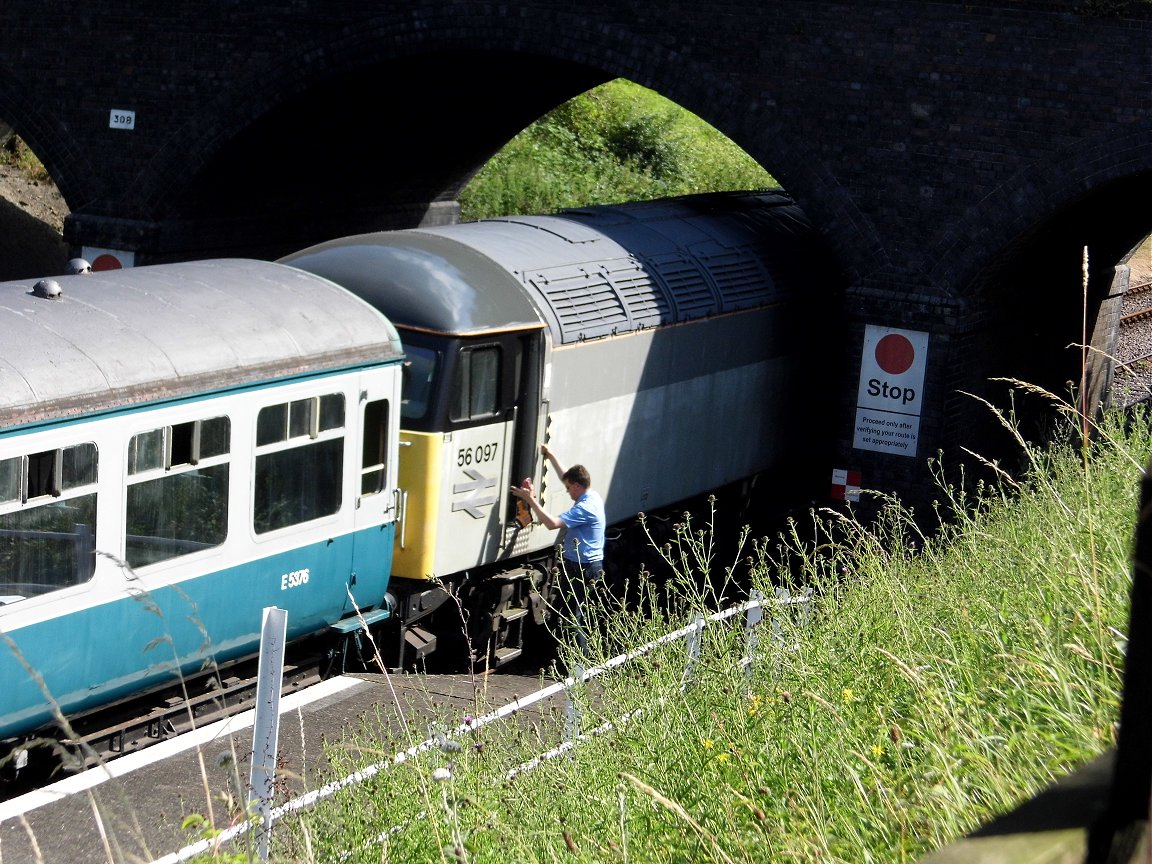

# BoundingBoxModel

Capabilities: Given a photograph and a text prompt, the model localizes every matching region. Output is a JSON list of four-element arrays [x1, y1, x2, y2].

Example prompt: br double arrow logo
[[451, 468, 498, 518]]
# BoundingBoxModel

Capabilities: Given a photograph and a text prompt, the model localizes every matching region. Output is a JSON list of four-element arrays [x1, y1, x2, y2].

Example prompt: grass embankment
[[459, 79, 776, 220], [264, 401, 1143, 863]]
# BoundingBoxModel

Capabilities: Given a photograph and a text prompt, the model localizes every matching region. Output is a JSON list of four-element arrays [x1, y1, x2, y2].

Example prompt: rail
[[150, 587, 812, 864]]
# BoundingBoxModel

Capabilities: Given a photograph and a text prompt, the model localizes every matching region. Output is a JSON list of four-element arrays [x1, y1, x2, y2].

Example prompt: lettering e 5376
[[281, 568, 310, 590]]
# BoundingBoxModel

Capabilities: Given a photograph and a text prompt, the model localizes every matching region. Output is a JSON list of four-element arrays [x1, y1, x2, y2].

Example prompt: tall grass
[[261, 396, 1143, 863]]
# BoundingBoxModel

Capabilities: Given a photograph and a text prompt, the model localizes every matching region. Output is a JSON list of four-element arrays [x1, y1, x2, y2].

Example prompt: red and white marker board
[[81, 247, 136, 270]]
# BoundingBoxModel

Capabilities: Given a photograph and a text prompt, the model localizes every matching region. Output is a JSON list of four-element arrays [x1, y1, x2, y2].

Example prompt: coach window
[[451, 345, 500, 422], [0, 442, 98, 598], [254, 394, 344, 533], [361, 399, 389, 496], [126, 417, 230, 568]]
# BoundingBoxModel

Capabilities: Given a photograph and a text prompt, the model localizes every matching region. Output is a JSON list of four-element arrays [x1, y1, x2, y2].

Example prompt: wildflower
[[841, 688, 855, 704], [747, 694, 763, 717], [702, 738, 715, 750], [433, 766, 452, 783], [716, 753, 730, 763], [871, 744, 884, 758]]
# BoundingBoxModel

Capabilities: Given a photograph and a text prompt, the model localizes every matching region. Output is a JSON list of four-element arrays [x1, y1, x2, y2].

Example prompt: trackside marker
[[830, 468, 861, 502]]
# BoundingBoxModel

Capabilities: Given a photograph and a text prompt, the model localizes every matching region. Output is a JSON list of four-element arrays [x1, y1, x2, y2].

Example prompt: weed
[[0, 135, 50, 183]]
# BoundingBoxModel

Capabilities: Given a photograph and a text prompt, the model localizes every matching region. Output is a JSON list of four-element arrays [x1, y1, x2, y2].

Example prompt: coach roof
[[0, 259, 402, 427]]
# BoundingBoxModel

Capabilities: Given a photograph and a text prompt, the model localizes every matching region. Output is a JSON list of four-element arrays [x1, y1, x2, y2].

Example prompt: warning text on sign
[[853, 407, 920, 456]]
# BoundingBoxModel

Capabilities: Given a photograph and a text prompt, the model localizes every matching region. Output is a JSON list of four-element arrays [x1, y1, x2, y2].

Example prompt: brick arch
[[926, 124, 1152, 299], [0, 67, 101, 212], [581, 65, 884, 288], [125, 3, 871, 265], [127, 6, 640, 213]]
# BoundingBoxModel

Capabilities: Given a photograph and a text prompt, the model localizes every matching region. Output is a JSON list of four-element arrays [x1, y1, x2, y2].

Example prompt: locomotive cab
[[282, 233, 557, 668], [380, 326, 550, 668], [392, 327, 547, 583]]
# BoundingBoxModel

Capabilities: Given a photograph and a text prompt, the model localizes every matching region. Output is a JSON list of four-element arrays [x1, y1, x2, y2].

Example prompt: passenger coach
[[0, 260, 404, 748]]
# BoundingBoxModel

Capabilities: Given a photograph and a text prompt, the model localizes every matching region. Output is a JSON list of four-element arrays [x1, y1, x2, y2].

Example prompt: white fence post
[[680, 612, 705, 691], [771, 587, 813, 672], [248, 606, 288, 862], [564, 663, 584, 744], [741, 590, 764, 683]]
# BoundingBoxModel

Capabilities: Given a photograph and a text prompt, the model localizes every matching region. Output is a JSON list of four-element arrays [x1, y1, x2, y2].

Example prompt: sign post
[[248, 606, 288, 862]]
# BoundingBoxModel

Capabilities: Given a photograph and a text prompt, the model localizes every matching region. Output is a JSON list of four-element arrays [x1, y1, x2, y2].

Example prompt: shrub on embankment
[[271, 397, 1142, 863], [459, 79, 776, 220]]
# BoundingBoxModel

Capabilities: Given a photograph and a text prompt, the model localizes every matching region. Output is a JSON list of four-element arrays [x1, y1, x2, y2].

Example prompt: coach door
[[437, 339, 522, 574], [507, 331, 545, 519], [349, 367, 401, 608]]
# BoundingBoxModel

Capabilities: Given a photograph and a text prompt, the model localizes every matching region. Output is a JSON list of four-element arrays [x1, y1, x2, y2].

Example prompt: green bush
[[460, 79, 776, 220]]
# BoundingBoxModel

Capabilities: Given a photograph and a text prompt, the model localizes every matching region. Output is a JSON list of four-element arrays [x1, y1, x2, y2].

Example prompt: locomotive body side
[[0, 260, 404, 745], [542, 305, 798, 525]]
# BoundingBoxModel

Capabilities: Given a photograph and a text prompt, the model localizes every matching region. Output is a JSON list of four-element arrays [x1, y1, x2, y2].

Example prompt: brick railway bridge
[[1, 0, 1151, 510]]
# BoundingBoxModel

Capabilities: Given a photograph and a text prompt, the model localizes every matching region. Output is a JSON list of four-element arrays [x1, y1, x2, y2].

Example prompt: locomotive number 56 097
[[457, 442, 498, 467]]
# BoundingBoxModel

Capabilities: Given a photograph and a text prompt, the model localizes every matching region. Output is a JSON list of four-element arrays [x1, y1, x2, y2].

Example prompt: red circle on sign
[[91, 254, 123, 271], [875, 333, 915, 375]]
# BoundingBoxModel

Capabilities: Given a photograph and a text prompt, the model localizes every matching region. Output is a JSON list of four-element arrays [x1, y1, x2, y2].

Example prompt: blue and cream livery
[[0, 260, 403, 746]]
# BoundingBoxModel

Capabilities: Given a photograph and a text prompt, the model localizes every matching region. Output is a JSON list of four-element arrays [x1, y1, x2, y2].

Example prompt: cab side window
[[451, 346, 500, 422], [126, 416, 230, 568], [254, 394, 344, 533], [0, 443, 98, 598]]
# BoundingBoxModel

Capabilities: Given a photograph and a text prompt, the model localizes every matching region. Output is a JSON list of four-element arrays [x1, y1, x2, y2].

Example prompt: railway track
[[1113, 279, 1152, 405], [1120, 279, 1152, 328], [1, 644, 335, 800], [1115, 281, 1152, 327]]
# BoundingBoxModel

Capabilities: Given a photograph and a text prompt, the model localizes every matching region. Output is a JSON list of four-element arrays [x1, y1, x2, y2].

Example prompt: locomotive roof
[[283, 190, 828, 345], [0, 259, 403, 428], [282, 233, 546, 337]]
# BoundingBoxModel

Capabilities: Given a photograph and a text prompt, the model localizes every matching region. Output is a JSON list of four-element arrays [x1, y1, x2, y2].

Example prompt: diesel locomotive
[[282, 189, 839, 668], [0, 190, 841, 761]]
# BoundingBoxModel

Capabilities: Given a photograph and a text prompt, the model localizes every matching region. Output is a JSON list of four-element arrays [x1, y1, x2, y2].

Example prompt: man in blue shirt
[[511, 444, 605, 653]]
